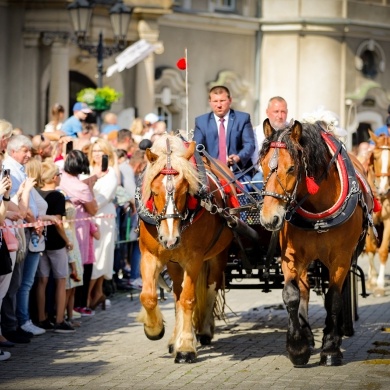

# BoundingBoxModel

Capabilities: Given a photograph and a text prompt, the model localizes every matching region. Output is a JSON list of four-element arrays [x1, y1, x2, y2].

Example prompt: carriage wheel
[[341, 268, 356, 337]]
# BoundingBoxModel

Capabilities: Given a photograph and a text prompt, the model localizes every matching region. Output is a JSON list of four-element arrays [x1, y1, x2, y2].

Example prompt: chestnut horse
[[259, 119, 372, 366], [136, 134, 235, 363], [365, 131, 390, 294]]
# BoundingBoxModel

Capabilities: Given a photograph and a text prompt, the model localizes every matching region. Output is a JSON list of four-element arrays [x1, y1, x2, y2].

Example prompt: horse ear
[[184, 141, 196, 160], [263, 118, 273, 138], [368, 129, 377, 144], [146, 148, 158, 163], [290, 120, 302, 143]]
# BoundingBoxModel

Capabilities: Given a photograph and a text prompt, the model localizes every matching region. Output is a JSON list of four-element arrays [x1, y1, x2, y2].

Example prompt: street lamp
[[67, 0, 133, 129]]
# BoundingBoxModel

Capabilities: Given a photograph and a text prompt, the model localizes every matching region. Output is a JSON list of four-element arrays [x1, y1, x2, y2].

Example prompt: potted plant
[[76, 86, 122, 111]]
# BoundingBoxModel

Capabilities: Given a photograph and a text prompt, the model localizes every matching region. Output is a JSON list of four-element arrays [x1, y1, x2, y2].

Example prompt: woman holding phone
[[87, 139, 118, 310]]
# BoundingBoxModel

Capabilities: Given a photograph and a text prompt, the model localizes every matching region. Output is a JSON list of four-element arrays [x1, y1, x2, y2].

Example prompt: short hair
[[41, 161, 58, 186], [64, 149, 90, 176], [209, 85, 231, 99], [0, 119, 13, 140], [267, 96, 287, 108], [7, 134, 32, 154], [117, 128, 132, 143], [129, 149, 146, 167], [116, 148, 128, 160]]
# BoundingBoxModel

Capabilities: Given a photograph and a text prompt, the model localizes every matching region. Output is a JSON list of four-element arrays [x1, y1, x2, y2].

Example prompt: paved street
[[1, 254, 390, 390]]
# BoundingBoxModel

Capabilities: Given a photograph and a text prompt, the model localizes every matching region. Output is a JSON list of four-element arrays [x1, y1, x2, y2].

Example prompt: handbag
[[2, 224, 19, 252], [0, 233, 12, 275]]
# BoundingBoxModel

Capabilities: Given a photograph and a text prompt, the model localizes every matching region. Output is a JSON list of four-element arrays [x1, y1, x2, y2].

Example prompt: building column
[[136, 19, 160, 119], [49, 40, 70, 116], [22, 32, 41, 133]]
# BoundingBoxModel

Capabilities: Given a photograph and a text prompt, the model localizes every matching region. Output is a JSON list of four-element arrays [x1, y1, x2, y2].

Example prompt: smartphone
[[101, 154, 108, 172], [66, 141, 73, 154], [1, 169, 10, 179]]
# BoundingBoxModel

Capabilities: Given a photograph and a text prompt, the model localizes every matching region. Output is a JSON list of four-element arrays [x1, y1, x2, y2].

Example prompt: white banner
[[106, 39, 156, 77]]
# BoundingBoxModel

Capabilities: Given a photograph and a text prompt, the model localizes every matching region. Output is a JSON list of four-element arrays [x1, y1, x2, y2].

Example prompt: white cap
[[144, 113, 159, 125]]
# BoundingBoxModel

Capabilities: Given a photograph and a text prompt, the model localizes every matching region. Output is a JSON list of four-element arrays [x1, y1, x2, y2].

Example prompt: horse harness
[[135, 138, 232, 234], [261, 128, 373, 236]]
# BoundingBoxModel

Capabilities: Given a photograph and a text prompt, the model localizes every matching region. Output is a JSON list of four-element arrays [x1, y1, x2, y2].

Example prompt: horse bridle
[[261, 128, 300, 204], [153, 138, 189, 223], [372, 144, 390, 196]]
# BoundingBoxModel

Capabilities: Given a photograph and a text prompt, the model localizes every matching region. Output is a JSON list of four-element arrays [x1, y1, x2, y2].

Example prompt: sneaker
[[128, 277, 143, 290], [54, 321, 75, 334], [16, 327, 34, 338], [0, 350, 11, 361], [3, 330, 30, 344], [72, 310, 82, 319], [20, 320, 46, 336], [74, 307, 95, 317], [37, 319, 55, 331]]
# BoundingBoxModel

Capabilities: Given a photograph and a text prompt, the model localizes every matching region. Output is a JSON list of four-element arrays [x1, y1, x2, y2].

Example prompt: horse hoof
[[174, 351, 196, 364], [289, 354, 310, 367], [198, 335, 212, 346], [168, 344, 174, 354], [144, 326, 165, 341], [319, 354, 343, 366]]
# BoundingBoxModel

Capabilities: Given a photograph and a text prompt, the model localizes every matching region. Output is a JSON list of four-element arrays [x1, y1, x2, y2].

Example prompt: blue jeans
[[130, 241, 141, 280], [16, 250, 41, 325]]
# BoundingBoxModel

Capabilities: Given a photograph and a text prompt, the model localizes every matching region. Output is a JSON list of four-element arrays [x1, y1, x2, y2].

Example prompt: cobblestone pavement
[[1, 255, 390, 390]]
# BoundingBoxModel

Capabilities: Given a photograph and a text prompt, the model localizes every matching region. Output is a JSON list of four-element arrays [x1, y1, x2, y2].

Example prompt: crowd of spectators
[[0, 105, 162, 361]]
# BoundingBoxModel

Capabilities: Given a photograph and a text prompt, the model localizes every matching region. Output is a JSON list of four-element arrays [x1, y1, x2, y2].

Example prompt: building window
[[355, 39, 386, 79], [211, 0, 236, 12]]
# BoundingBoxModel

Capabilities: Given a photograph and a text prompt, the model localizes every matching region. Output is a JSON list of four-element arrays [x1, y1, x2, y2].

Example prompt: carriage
[[136, 121, 374, 366]]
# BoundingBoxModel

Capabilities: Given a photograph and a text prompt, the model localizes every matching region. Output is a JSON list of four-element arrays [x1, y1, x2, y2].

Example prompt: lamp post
[[67, 0, 132, 131]]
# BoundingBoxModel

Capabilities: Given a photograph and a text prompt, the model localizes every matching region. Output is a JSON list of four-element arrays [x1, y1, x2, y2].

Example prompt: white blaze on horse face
[[162, 175, 176, 243], [379, 149, 389, 195]]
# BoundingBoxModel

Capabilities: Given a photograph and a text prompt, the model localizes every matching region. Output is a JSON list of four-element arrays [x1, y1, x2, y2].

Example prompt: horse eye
[[287, 166, 295, 174]]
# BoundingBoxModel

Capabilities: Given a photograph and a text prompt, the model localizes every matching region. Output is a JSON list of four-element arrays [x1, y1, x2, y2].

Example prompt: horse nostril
[[273, 216, 280, 226]]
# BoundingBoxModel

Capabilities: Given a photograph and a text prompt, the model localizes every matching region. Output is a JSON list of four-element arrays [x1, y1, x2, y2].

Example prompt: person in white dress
[[87, 139, 118, 309]]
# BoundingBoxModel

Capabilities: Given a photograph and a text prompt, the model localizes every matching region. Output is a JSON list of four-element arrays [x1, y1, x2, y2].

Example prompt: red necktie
[[218, 118, 227, 164]]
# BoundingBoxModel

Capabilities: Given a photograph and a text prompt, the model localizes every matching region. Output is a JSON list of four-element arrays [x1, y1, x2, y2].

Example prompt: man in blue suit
[[194, 85, 255, 184]]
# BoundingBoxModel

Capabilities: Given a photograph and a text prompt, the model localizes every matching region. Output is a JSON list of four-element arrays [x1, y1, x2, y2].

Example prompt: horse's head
[[258, 119, 303, 230], [368, 130, 390, 197], [142, 135, 199, 249]]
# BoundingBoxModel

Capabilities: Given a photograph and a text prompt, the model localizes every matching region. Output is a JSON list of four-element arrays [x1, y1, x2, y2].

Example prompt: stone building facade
[[1, 0, 390, 150]]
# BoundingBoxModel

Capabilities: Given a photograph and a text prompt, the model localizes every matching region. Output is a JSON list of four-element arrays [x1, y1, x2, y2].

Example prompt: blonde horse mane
[[141, 134, 200, 203]]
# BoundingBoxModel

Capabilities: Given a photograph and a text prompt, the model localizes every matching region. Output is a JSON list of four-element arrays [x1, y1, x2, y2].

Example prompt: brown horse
[[366, 131, 390, 293], [136, 134, 235, 363], [259, 119, 372, 366]]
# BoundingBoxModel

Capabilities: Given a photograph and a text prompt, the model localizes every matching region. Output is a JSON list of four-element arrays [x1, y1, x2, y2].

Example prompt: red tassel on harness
[[306, 176, 319, 195], [230, 196, 240, 209], [219, 179, 231, 194], [187, 195, 198, 210], [145, 197, 153, 212], [373, 197, 382, 213]]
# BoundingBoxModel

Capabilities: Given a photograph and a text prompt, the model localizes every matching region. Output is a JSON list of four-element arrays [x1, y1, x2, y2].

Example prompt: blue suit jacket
[[194, 109, 255, 172]]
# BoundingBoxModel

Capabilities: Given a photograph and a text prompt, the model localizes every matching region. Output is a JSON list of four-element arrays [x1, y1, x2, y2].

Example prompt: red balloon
[[176, 58, 187, 70]]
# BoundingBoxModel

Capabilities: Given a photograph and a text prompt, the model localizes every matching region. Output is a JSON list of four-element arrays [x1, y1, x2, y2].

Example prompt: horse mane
[[260, 121, 330, 178], [141, 134, 200, 202]]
